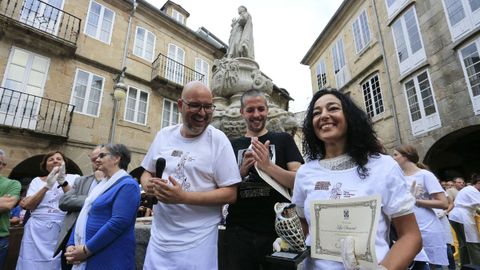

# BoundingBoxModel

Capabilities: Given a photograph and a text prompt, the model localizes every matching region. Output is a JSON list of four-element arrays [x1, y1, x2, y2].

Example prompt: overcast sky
[[146, 0, 343, 112]]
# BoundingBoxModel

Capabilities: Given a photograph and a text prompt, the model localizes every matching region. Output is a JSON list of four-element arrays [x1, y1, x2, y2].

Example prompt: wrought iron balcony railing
[[0, 87, 75, 138], [0, 0, 81, 45], [152, 53, 206, 86]]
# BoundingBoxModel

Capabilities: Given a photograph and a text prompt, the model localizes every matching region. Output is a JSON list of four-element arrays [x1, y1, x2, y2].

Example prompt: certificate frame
[[309, 195, 381, 267]]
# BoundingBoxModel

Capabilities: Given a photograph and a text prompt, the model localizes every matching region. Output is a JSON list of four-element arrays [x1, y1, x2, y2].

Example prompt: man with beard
[[140, 81, 241, 270], [225, 89, 303, 270]]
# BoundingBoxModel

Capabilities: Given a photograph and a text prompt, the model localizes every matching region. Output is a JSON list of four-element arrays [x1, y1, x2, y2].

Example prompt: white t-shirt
[[141, 124, 241, 251], [292, 154, 414, 269], [404, 169, 448, 265], [27, 174, 78, 220], [449, 185, 480, 243]]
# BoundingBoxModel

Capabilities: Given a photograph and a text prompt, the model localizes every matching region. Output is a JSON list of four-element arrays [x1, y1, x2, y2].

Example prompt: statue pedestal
[[265, 248, 310, 270]]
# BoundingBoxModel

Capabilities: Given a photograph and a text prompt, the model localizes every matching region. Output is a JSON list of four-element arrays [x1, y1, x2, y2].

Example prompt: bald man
[[140, 81, 241, 270]]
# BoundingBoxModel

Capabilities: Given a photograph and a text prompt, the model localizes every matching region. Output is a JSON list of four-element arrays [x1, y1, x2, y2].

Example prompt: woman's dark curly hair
[[302, 88, 385, 178]]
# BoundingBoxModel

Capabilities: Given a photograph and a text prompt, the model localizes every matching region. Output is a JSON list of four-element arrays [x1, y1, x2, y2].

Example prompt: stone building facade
[[0, 0, 227, 184], [302, 0, 480, 179]]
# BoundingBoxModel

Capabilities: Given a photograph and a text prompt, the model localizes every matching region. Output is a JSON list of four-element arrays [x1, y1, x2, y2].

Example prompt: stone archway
[[424, 125, 480, 181], [8, 154, 83, 189]]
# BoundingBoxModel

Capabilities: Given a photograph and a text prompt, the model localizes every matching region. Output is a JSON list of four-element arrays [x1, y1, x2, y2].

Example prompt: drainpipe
[[371, 0, 403, 145], [108, 0, 137, 143]]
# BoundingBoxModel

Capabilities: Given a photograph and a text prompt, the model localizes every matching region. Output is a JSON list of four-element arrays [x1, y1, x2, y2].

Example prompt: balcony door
[[166, 44, 185, 85], [20, 0, 65, 35], [0, 47, 50, 129]]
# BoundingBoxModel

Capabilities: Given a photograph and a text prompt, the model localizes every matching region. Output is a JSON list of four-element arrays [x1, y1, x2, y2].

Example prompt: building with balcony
[[0, 0, 227, 186], [302, 0, 480, 179]]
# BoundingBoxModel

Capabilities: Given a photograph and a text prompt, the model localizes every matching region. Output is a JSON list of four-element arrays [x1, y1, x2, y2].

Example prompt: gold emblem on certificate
[[309, 195, 381, 268]]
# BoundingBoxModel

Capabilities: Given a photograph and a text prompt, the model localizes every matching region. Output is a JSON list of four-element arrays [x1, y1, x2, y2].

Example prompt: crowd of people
[[0, 82, 478, 270]]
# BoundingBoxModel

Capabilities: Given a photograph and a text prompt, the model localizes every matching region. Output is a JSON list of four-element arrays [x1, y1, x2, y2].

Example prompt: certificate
[[309, 195, 381, 268]]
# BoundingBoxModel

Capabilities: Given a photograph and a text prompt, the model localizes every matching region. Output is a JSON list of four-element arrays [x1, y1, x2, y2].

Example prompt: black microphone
[[155, 158, 166, 178], [151, 158, 166, 204]]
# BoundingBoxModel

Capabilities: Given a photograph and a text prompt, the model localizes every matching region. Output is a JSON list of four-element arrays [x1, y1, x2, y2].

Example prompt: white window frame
[[385, 0, 409, 18], [133, 26, 156, 62], [172, 9, 185, 24], [166, 43, 185, 85], [332, 37, 350, 88], [315, 58, 327, 89], [361, 73, 384, 118], [391, 7, 426, 76], [1, 47, 50, 130], [85, 0, 115, 44], [195, 58, 209, 85], [442, 0, 480, 41], [403, 70, 441, 135], [124, 86, 149, 125], [161, 98, 180, 128], [70, 68, 105, 117], [458, 37, 480, 114], [352, 10, 371, 54]]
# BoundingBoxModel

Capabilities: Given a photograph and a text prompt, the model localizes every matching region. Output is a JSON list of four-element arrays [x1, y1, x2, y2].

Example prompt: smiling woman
[[292, 88, 422, 270], [16, 151, 79, 270], [65, 144, 140, 270]]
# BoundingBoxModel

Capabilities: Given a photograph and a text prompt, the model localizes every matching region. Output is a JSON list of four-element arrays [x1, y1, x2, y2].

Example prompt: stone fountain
[[210, 6, 298, 138]]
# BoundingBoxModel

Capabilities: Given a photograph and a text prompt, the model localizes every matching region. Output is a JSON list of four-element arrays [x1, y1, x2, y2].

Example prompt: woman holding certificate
[[393, 145, 449, 269], [292, 89, 422, 270]]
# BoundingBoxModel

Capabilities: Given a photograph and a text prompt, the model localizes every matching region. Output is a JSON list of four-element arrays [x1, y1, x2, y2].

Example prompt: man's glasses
[[0, 162, 6, 166], [97, 152, 111, 159], [182, 99, 216, 113]]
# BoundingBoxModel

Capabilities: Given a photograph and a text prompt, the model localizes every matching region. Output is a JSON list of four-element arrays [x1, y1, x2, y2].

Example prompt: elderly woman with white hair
[[64, 144, 140, 270]]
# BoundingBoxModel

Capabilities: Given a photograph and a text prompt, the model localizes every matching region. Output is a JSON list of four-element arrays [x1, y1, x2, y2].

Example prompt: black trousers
[[223, 225, 277, 270]]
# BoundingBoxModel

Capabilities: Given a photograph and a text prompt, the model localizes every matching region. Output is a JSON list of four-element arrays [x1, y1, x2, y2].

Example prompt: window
[[315, 59, 327, 89], [458, 37, 480, 114], [162, 99, 179, 128], [391, 7, 426, 75], [134, 27, 156, 61], [385, 0, 409, 18], [195, 58, 209, 85], [352, 10, 371, 54], [1, 47, 50, 129], [165, 44, 185, 85], [403, 70, 441, 135], [124, 86, 148, 125], [332, 38, 350, 88], [442, 0, 480, 41], [20, 0, 64, 35], [71, 69, 104, 117], [361, 74, 384, 118], [172, 9, 185, 24], [85, 0, 115, 44]]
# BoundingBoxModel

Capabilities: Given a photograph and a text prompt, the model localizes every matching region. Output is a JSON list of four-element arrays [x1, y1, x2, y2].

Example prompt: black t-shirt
[[227, 132, 304, 233]]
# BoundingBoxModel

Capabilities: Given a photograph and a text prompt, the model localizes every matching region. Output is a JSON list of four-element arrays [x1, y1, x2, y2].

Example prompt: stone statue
[[210, 5, 298, 139], [227, 6, 254, 59]]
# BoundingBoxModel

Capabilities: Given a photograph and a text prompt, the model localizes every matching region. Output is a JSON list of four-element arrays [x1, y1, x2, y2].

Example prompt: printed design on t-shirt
[[315, 181, 331, 190], [236, 144, 276, 198], [330, 182, 343, 199], [173, 151, 194, 191], [46, 188, 62, 214], [413, 183, 427, 200], [318, 181, 356, 199]]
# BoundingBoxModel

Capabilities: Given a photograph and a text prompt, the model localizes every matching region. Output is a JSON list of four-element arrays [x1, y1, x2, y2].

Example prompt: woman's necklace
[[319, 154, 356, 170]]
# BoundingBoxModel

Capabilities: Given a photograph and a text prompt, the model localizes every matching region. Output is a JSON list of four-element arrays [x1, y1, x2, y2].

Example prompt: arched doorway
[[9, 154, 83, 189], [424, 125, 480, 181]]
